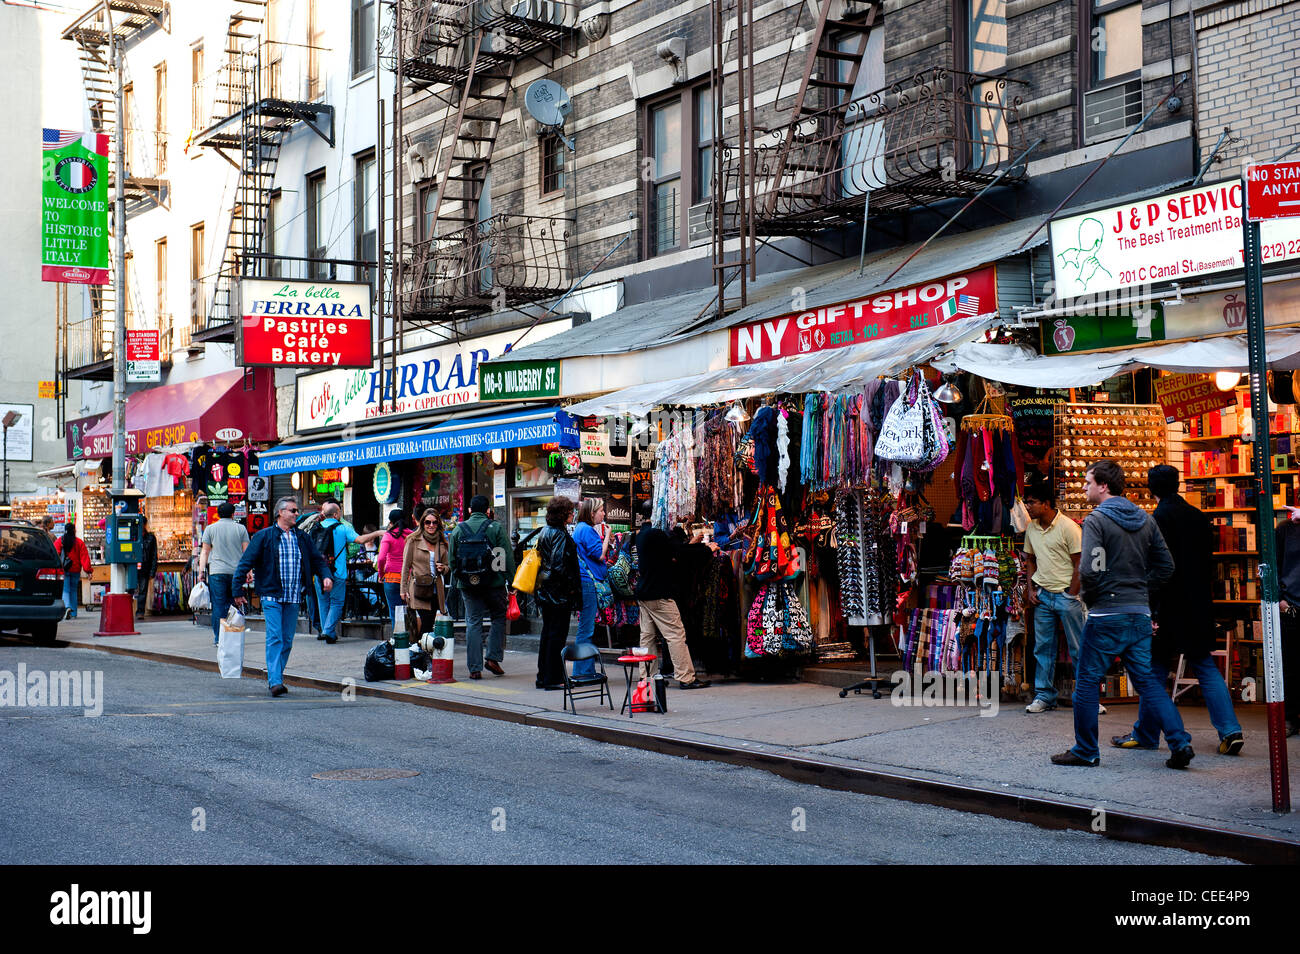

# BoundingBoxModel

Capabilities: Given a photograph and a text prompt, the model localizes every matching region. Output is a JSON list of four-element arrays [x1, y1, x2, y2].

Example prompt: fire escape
[[189, 0, 335, 343], [712, 0, 1029, 315], [59, 0, 171, 382], [394, 0, 576, 329]]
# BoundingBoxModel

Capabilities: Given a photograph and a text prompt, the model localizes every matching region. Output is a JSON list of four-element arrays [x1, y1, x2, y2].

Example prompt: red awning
[[80, 368, 277, 459]]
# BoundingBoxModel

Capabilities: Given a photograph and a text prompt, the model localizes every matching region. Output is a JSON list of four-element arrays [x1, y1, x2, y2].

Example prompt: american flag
[[43, 128, 81, 151], [956, 294, 980, 315]]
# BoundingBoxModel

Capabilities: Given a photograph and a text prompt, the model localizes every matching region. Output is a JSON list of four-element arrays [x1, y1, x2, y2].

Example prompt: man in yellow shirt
[[1022, 479, 1093, 713]]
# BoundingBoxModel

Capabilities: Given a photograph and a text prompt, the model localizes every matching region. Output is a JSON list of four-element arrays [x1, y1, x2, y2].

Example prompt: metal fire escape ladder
[[764, 0, 878, 217]]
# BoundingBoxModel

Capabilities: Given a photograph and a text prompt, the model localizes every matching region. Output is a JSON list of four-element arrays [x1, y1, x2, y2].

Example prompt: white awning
[[566, 313, 997, 415], [940, 329, 1300, 387]]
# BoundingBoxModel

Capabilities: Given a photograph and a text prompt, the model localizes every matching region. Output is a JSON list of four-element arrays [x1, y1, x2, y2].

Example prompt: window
[[352, 0, 375, 77], [191, 43, 204, 131], [155, 238, 168, 322], [189, 223, 205, 322], [354, 152, 376, 263], [963, 0, 1009, 165], [540, 134, 565, 197], [154, 61, 167, 173], [419, 186, 437, 241], [643, 86, 713, 256], [307, 3, 324, 99], [266, 190, 282, 278], [264, 0, 283, 97], [305, 170, 327, 279], [1082, 0, 1143, 141]]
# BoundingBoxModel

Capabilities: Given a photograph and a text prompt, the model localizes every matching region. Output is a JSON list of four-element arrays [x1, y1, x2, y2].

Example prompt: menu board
[[1053, 403, 1166, 521], [1010, 396, 1064, 481]]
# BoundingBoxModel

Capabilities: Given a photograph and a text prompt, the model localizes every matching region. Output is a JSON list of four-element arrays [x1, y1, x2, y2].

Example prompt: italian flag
[[935, 297, 958, 321]]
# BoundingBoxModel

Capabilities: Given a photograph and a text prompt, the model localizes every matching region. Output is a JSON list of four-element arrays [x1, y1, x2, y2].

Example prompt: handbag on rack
[[875, 372, 930, 464], [607, 536, 636, 599]]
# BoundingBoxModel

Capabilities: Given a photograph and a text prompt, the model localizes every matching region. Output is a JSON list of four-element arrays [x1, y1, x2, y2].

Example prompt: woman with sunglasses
[[400, 510, 449, 636], [376, 509, 413, 616]]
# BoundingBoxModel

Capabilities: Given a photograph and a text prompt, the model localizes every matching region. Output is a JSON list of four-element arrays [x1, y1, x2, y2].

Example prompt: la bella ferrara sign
[[237, 278, 373, 369]]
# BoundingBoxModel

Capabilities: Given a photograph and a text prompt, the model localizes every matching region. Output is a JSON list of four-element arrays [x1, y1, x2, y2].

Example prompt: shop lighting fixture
[[933, 375, 963, 404], [340, 467, 351, 486], [290, 473, 301, 491], [1215, 371, 1244, 391], [491, 448, 504, 466], [725, 403, 750, 423]]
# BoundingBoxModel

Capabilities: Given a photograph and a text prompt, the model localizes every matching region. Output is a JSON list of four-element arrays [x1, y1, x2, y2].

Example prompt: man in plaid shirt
[[235, 497, 332, 696]]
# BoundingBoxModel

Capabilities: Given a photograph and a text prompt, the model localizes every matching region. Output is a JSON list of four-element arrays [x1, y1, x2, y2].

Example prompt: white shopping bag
[[217, 620, 245, 679], [188, 579, 211, 611]]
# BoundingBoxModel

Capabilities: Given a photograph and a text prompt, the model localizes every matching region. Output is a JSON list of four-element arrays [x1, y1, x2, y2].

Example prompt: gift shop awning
[[79, 369, 277, 459], [257, 406, 579, 475]]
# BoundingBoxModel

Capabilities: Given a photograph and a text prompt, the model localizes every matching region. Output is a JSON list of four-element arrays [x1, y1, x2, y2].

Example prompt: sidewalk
[[57, 613, 1300, 861]]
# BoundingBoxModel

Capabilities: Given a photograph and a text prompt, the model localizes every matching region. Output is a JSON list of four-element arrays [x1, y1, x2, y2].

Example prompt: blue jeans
[[209, 573, 234, 644], [383, 581, 405, 613], [461, 587, 506, 674], [262, 596, 299, 688], [1071, 613, 1191, 762], [63, 570, 80, 618], [1134, 654, 1242, 745], [316, 575, 347, 639], [574, 572, 598, 677], [1032, 587, 1086, 705]]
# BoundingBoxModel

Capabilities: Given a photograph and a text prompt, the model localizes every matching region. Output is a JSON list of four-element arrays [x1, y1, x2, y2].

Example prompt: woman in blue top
[[572, 497, 610, 676]]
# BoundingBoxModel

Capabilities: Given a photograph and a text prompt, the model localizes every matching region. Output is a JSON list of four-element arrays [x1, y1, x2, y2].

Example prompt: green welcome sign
[[41, 129, 110, 285], [479, 359, 562, 401]]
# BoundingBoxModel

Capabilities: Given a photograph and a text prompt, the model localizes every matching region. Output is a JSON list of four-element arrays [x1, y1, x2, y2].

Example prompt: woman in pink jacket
[[375, 509, 414, 615]]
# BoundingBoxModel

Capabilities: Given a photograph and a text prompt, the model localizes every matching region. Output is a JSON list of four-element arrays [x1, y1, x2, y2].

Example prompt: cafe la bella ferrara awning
[[79, 368, 277, 459], [257, 406, 580, 476]]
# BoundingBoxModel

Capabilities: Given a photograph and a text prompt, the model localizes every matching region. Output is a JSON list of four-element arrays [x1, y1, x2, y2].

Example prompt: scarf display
[[694, 412, 743, 518], [652, 427, 697, 529], [743, 485, 801, 582]]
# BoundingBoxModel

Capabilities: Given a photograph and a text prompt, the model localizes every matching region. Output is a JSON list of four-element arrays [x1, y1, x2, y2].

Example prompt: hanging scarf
[[800, 394, 820, 486], [777, 407, 791, 494]]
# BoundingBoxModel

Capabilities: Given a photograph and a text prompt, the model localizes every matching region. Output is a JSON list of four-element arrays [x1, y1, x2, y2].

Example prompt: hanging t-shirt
[[194, 449, 246, 499]]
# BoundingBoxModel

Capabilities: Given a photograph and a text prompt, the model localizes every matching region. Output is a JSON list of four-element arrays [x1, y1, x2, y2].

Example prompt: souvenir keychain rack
[[950, 533, 1020, 685]]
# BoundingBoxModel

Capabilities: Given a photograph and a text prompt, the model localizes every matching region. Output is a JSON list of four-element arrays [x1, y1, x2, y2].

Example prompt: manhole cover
[[311, 768, 420, 781]]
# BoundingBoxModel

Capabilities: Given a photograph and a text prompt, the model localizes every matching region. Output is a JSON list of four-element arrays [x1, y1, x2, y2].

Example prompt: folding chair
[[561, 643, 614, 713]]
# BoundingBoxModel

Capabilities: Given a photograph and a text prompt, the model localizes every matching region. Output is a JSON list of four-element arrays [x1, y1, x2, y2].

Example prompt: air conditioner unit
[[1083, 79, 1143, 143]]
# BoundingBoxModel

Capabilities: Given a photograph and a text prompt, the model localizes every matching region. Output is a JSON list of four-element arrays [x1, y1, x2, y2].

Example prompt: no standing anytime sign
[[1246, 161, 1300, 222]]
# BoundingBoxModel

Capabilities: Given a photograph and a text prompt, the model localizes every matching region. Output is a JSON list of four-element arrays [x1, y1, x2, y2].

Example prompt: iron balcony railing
[[193, 40, 328, 136], [720, 67, 1030, 235], [403, 213, 571, 319], [400, 0, 577, 85]]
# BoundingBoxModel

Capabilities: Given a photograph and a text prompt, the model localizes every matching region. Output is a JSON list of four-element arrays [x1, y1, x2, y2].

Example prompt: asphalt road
[[0, 645, 1236, 864]]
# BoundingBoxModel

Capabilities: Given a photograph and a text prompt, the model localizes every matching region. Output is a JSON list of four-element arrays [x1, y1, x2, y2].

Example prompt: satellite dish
[[524, 79, 574, 150]]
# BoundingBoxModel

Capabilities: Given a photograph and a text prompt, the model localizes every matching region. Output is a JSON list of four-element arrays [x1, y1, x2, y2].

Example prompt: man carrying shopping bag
[[233, 497, 333, 696]]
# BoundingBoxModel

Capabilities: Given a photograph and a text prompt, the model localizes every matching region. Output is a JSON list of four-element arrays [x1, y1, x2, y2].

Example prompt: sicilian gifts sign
[[41, 129, 109, 285], [237, 279, 373, 369], [729, 266, 998, 365], [1153, 373, 1236, 423], [1049, 180, 1300, 299]]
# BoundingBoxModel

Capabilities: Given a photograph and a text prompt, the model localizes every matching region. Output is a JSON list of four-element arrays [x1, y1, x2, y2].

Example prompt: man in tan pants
[[633, 501, 712, 689]]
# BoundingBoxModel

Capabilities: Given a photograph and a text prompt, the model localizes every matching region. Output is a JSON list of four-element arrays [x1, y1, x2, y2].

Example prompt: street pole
[[111, 37, 128, 598], [1243, 192, 1291, 815]]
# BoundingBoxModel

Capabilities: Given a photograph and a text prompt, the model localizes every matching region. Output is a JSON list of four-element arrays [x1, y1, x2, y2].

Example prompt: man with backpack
[[448, 495, 515, 679], [311, 501, 383, 644]]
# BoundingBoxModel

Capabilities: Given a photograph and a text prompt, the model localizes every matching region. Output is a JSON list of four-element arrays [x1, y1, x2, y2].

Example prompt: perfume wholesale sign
[[1153, 373, 1235, 423], [1050, 180, 1300, 299]]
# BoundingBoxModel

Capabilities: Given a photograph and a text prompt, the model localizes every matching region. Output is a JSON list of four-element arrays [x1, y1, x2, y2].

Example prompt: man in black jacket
[[135, 518, 158, 616], [633, 501, 713, 689], [1112, 466, 1243, 754], [234, 497, 332, 696]]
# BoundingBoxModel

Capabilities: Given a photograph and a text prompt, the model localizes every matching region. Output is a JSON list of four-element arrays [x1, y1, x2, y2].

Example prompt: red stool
[[616, 654, 658, 718]]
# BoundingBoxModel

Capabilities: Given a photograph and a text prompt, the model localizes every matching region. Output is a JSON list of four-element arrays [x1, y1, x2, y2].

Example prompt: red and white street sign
[[1246, 162, 1300, 222], [125, 329, 160, 383]]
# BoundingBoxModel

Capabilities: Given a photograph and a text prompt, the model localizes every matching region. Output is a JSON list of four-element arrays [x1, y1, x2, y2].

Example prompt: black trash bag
[[409, 649, 431, 674], [364, 641, 396, 682]]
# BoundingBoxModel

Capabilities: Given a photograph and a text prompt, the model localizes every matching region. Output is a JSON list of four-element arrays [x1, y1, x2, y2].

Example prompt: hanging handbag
[[607, 537, 635, 599], [583, 563, 614, 611], [412, 573, 438, 601], [874, 372, 929, 463]]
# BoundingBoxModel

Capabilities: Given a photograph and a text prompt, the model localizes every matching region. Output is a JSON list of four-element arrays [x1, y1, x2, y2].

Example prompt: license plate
[[0, 580, 15, 590]]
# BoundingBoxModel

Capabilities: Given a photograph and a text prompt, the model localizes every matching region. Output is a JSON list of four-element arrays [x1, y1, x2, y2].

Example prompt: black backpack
[[309, 521, 338, 565], [454, 519, 495, 588]]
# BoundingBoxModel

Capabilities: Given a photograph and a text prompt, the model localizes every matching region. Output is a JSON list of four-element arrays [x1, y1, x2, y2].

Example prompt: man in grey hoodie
[[1050, 459, 1195, 769]]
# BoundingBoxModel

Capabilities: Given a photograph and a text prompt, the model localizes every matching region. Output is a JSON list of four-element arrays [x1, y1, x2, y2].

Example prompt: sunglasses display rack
[[1053, 402, 1167, 523]]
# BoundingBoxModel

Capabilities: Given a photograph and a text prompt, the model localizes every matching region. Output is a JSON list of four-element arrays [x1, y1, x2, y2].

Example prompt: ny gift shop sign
[[237, 279, 373, 369], [729, 266, 998, 365], [1049, 180, 1300, 298]]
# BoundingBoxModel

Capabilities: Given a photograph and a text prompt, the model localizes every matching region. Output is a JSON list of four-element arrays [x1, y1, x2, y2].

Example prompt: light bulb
[[491, 448, 504, 466], [725, 403, 750, 423], [290, 472, 301, 491], [1215, 371, 1243, 391]]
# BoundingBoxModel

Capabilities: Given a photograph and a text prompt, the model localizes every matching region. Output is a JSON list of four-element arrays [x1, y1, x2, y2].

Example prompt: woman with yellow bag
[[531, 496, 581, 689]]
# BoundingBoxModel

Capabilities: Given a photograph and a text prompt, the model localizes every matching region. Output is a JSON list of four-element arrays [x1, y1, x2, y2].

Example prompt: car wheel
[[31, 622, 58, 646]]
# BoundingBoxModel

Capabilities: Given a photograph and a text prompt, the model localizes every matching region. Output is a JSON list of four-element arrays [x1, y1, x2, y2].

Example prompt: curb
[[67, 638, 1299, 865]]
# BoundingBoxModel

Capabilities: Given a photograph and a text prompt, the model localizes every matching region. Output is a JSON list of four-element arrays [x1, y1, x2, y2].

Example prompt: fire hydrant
[[419, 613, 455, 684]]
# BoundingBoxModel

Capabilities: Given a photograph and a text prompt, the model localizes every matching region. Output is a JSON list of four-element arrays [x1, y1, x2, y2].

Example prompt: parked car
[[0, 521, 66, 644]]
